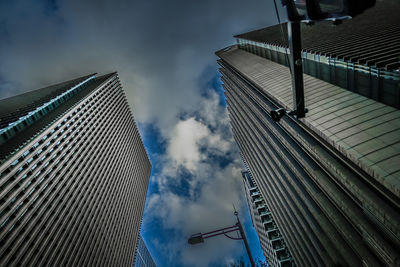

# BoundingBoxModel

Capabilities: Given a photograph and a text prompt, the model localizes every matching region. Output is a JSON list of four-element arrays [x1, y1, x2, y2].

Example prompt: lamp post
[[188, 211, 255, 267]]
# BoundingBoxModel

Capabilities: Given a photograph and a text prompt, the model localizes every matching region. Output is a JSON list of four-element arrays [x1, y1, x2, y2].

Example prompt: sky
[[0, 0, 284, 266]]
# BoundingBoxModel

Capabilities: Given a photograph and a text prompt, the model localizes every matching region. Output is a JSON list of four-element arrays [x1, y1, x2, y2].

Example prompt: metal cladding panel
[[234, 0, 400, 70], [234, 0, 400, 109], [217, 47, 400, 201], [0, 73, 151, 267], [217, 47, 400, 266]]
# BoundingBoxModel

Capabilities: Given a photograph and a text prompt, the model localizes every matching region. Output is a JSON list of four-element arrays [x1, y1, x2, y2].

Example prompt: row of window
[[42, 89, 138, 266], [0, 78, 144, 266], [0, 77, 120, 178], [237, 38, 400, 80], [0, 76, 96, 145], [223, 78, 296, 262], [237, 38, 400, 109], [227, 81, 314, 266], [2, 91, 113, 264], [0, 80, 119, 240]]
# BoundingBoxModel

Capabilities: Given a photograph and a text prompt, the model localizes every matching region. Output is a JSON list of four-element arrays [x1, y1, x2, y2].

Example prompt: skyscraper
[[242, 170, 294, 267], [0, 73, 151, 266], [133, 235, 156, 267], [217, 1, 400, 266]]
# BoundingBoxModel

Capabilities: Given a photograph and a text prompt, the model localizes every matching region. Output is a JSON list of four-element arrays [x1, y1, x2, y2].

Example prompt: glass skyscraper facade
[[217, 1, 400, 266], [242, 170, 294, 267], [133, 235, 156, 267], [0, 73, 151, 266]]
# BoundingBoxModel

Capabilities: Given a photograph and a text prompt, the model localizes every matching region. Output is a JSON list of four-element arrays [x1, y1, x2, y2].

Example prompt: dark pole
[[236, 216, 255, 267], [188, 211, 256, 266], [288, 21, 306, 118]]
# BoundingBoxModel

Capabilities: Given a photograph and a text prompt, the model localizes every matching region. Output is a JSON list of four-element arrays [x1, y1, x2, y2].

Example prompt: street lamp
[[188, 211, 255, 267], [188, 233, 204, 245]]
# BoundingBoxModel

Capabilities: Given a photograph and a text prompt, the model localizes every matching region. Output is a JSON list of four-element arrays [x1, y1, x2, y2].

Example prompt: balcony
[[278, 254, 292, 262], [270, 235, 282, 241], [272, 239, 283, 249], [261, 215, 272, 224], [250, 190, 259, 196], [277, 249, 291, 259], [258, 210, 270, 217], [252, 195, 262, 202], [265, 222, 276, 232], [268, 230, 282, 241], [254, 198, 263, 203]]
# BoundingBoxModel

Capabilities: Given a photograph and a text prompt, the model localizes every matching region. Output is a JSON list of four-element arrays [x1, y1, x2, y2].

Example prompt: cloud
[[142, 91, 250, 266], [146, 161, 246, 267], [0, 0, 279, 265], [0, 0, 280, 135], [168, 118, 209, 172]]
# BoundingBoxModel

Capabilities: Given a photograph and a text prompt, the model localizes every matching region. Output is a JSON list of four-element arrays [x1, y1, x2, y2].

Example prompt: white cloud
[[143, 93, 250, 266], [146, 160, 246, 267], [168, 118, 210, 172]]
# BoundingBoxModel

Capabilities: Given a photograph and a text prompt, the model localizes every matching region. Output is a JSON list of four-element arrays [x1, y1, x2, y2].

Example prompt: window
[[11, 159, 19, 167], [16, 167, 23, 175], [23, 150, 29, 158]]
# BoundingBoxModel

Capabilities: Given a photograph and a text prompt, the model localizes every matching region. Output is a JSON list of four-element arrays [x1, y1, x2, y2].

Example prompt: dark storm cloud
[[0, 0, 282, 265], [0, 0, 281, 130]]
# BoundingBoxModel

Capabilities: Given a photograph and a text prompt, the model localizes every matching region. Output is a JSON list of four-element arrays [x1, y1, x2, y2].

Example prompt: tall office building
[[242, 170, 294, 267], [133, 235, 156, 267], [0, 73, 151, 266], [217, 1, 400, 266]]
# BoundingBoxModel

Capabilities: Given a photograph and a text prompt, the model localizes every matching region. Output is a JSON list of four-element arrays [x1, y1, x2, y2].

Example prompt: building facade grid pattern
[[0, 73, 151, 266], [217, 45, 400, 266], [233, 0, 400, 108]]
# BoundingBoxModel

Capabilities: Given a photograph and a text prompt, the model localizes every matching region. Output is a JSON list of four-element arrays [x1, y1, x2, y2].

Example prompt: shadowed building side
[[217, 45, 400, 266], [0, 73, 151, 266], [216, 3, 400, 264], [242, 169, 294, 267]]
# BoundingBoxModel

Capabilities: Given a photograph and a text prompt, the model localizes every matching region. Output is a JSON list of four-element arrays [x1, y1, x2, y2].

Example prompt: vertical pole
[[237, 218, 255, 267], [288, 21, 306, 118]]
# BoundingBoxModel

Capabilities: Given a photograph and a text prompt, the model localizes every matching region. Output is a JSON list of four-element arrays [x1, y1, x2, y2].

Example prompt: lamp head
[[188, 233, 204, 245]]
